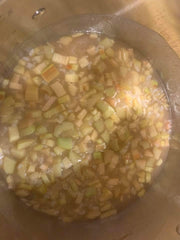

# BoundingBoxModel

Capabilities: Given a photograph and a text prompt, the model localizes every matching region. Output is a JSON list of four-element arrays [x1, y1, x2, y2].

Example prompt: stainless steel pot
[[0, 1, 180, 240]]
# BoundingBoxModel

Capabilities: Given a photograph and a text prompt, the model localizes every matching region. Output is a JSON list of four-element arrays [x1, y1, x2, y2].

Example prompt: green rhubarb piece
[[11, 147, 26, 159], [61, 129, 79, 138], [21, 125, 36, 137], [86, 93, 103, 109], [40, 133, 53, 139], [96, 100, 115, 118], [84, 89, 97, 99], [36, 126, 48, 135], [17, 139, 34, 150], [92, 82, 104, 92], [94, 119, 104, 133], [34, 144, 44, 151], [31, 110, 42, 118], [104, 87, 116, 97], [54, 146, 65, 155], [85, 187, 96, 197], [109, 138, 119, 151], [43, 105, 62, 119], [101, 131, 110, 143], [69, 151, 80, 164], [54, 122, 74, 137], [105, 119, 114, 130], [52, 158, 62, 177], [58, 95, 70, 104], [57, 137, 73, 150], [93, 152, 102, 159]]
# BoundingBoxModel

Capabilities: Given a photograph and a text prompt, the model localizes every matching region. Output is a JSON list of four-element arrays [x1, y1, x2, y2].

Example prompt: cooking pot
[[0, 1, 180, 240]]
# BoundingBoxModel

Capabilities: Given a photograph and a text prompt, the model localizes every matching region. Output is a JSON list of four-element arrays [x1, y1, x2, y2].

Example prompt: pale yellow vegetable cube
[[59, 36, 72, 46], [77, 109, 87, 120], [100, 38, 114, 49], [3, 157, 16, 174], [69, 56, 78, 64], [68, 83, 78, 96], [14, 65, 25, 75], [9, 82, 23, 90], [65, 73, 78, 83], [62, 157, 72, 169], [72, 32, 84, 38], [51, 81, 66, 97], [79, 56, 89, 68], [87, 46, 97, 56], [89, 33, 98, 39], [8, 126, 20, 142], [33, 61, 49, 75], [41, 64, 59, 83], [52, 53, 69, 65], [25, 85, 39, 102], [42, 96, 56, 111]]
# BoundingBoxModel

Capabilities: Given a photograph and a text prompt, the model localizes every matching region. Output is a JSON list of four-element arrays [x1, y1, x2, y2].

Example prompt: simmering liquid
[[0, 33, 171, 222]]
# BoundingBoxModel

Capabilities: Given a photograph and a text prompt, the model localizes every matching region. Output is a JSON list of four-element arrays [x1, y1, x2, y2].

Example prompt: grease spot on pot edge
[[32, 8, 46, 20]]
